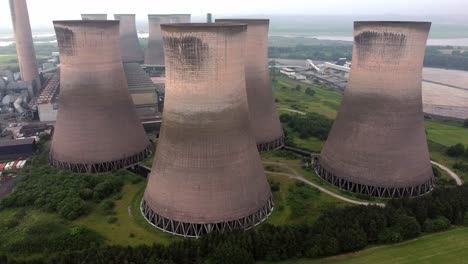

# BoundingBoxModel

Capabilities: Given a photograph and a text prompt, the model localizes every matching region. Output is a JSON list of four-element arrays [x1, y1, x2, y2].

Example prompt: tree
[[295, 85, 301, 91], [211, 243, 254, 264], [464, 118, 468, 128], [305, 87, 315, 96], [446, 143, 465, 157]]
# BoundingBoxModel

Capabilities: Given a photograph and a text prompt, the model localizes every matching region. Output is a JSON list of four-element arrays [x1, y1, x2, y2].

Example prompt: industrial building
[[316, 22, 434, 198], [49, 20, 151, 173], [217, 19, 284, 151], [142, 23, 273, 237], [9, 0, 41, 96], [81, 14, 107, 20], [0, 138, 36, 161], [35, 73, 59, 122]]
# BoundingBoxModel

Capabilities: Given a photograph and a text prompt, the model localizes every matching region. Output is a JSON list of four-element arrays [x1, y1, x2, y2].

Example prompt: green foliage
[[464, 119, 468, 128], [395, 214, 421, 240], [0, 154, 127, 220], [378, 227, 403, 244], [453, 162, 468, 172], [210, 243, 254, 264], [269, 180, 281, 192], [280, 112, 333, 140], [424, 217, 451, 233], [287, 182, 320, 217], [295, 85, 302, 91], [446, 143, 466, 157], [305, 87, 316, 96]]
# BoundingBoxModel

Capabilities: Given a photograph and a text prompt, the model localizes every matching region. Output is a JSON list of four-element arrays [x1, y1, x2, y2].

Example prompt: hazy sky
[[1, 0, 467, 29]]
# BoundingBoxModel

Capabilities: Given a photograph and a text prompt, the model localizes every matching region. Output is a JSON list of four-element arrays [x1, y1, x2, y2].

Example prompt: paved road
[[431, 161, 463, 186], [263, 162, 385, 207], [279, 108, 306, 115]]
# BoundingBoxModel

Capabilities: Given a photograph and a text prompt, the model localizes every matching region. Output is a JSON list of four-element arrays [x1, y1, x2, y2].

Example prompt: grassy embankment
[[258, 227, 468, 264]]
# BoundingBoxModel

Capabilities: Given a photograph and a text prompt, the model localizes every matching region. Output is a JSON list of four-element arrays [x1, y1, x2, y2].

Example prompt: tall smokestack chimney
[[206, 13, 212, 23], [9, 0, 41, 95], [81, 14, 107, 20], [141, 23, 273, 237], [316, 21, 434, 198], [114, 14, 144, 63], [216, 19, 284, 151], [144, 15, 172, 65], [50, 21, 152, 173]]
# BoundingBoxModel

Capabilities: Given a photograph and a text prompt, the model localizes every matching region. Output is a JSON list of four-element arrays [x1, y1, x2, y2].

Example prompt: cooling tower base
[[257, 136, 285, 152], [141, 197, 274, 238], [314, 160, 434, 199], [49, 144, 153, 173]]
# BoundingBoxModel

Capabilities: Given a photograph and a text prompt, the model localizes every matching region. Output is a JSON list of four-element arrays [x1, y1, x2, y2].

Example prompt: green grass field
[[258, 227, 468, 264], [266, 174, 347, 226], [74, 181, 176, 246], [425, 120, 468, 146]]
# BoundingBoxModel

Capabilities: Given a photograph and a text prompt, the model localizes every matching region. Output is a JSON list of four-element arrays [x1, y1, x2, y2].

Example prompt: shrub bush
[[424, 217, 451, 232]]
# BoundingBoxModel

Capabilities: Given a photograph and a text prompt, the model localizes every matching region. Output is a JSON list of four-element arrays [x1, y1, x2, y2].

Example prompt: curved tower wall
[[50, 21, 151, 173], [317, 22, 433, 198], [216, 19, 284, 151], [144, 15, 172, 65], [142, 23, 273, 237], [114, 14, 144, 63], [81, 14, 107, 20], [9, 0, 41, 95]]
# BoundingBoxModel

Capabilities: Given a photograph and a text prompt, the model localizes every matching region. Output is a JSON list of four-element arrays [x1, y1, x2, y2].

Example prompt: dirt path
[[263, 162, 385, 207], [431, 161, 463, 186]]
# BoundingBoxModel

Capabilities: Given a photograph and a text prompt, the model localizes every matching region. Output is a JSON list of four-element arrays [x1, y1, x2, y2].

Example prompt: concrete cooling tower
[[114, 14, 144, 63], [50, 21, 152, 173], [142, 23, 273, 237], [217, 19, 284, 151], [81, 14, 107, 20], [316, 22, 433, 198], [170, 14, 191, 23], [145, 14, 191, 65], [144, 15, 172, 65], [9, 0, 41, 95]]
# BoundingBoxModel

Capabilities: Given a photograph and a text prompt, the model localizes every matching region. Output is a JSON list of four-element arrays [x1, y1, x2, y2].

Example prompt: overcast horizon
[[1, 0, 468, 31]]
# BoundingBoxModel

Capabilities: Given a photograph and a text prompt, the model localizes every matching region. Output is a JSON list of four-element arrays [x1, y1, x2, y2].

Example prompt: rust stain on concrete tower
[[81, 14, 107, 20], [141, 23, 273, 237], [9, 0, 41, 95], [217, 19, 284, 151], [316, 22, 433, 198], [50, 20, 151, 173], [114, 14, 144, 63]]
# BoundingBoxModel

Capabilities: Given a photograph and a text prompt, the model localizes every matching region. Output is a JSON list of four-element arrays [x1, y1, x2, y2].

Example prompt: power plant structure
[[9, 0, 41, 96], [114, 14, 160, 121], [50, 20, 152, 173], [170, 14, 191, 23], [216, 19, 284, 151], [145, 14, 191, 65], [81, 14, 107, 20], [114, 14, 144, 63], [315, 21, 434, 198], [206, 13, 212, 23], [141, 23, 273, 237]]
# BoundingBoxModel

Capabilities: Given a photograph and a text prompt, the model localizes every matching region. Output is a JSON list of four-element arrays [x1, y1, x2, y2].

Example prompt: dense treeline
[[0, 153, 134, 220], [269, 45, 468, 72], [280, 113, 333, 140], [2, 185, 467, 264]]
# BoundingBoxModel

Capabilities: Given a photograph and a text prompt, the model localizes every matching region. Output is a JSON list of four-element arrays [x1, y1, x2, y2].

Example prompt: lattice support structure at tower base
[[49, 144, 153, 174], [257, 136, 285, 152], [141, 197, 274, 238], [313, 159, 434, 199]]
